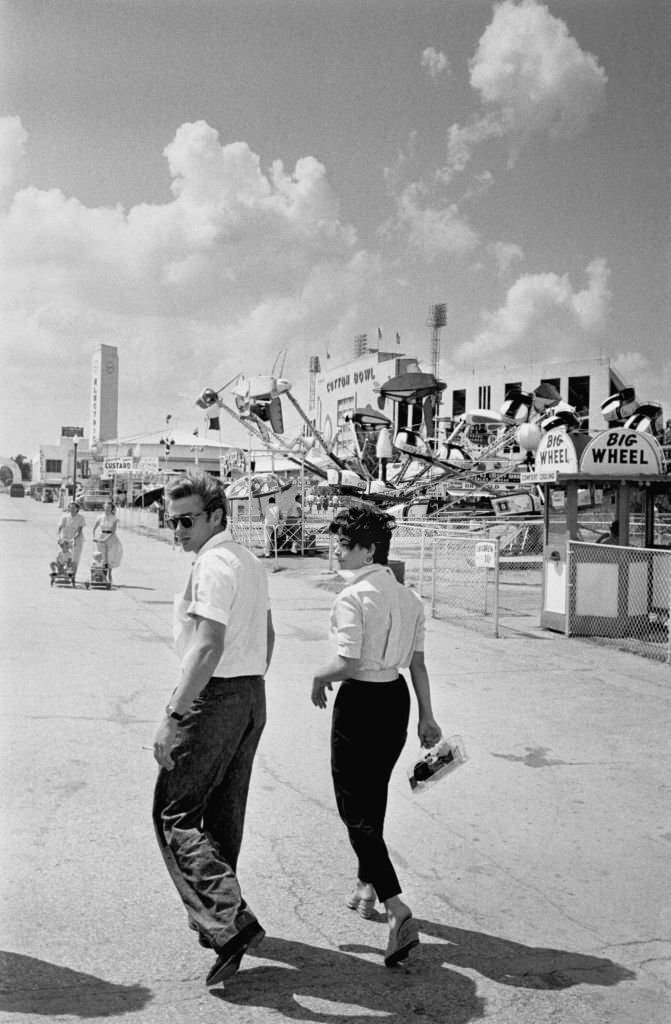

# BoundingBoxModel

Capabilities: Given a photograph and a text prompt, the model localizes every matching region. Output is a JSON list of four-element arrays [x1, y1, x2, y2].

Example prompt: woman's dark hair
[[167, 471, 228, 529], [328, 505, 396, 564]]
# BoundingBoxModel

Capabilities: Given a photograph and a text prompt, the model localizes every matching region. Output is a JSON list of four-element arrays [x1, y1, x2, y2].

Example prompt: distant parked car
[[9, 483, 25, 497], [80, 492, 109, 511]]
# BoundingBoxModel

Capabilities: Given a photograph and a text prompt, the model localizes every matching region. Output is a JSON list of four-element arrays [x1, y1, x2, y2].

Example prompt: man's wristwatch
[[165, 704, 184, 722]]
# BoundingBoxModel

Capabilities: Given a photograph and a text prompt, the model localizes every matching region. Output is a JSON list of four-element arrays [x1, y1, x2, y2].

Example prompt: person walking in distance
[[263, 496, 280, 557], [311, 506, 442, 968], [152, 471, 275, 987], [57, 501, 85, 575]]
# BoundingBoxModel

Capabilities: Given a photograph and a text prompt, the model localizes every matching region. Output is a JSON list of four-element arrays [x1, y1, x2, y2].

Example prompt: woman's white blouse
[[330, 564, 425, 676]]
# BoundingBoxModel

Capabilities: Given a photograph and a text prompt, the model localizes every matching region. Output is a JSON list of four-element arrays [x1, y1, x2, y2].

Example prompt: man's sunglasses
[[165, 511, 208, 530]]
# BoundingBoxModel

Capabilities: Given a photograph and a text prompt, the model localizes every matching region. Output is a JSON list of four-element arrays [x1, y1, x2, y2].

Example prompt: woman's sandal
[[346, 891, 376, 919], [384, 914, 420, 967]]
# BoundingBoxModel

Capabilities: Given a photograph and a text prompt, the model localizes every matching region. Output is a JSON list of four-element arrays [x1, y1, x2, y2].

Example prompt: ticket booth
[[527, 428, 670, 633]]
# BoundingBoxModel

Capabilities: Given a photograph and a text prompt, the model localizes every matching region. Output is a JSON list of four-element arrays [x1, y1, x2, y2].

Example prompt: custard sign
[[580, 428, 665, 476]]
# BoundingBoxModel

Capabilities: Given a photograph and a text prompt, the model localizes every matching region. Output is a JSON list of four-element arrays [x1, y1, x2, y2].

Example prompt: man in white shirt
[[153, 472, 275, 987], [285, 493, 302, 554], [263, 496, 280, 557]]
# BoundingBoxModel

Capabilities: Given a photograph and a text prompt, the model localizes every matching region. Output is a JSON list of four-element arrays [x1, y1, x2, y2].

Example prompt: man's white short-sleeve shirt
[[173, 531, 270, 678]]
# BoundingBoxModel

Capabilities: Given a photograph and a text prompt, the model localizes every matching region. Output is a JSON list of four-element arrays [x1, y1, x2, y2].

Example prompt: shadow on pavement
[[212, 934, 484, 1023], [405, 920, 635, 989], [213, 923, 635, 1022], [0, 951, 153, 1017]]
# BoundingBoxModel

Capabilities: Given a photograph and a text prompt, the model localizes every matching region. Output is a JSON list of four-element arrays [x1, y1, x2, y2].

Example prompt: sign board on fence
[[475, 541, 498, 569], [136, 457, 159, 473], [103, 458, 133, 473]]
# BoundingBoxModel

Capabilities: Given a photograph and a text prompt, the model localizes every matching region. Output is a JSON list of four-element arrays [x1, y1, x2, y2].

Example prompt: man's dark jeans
[[153, 675, 266, 951]]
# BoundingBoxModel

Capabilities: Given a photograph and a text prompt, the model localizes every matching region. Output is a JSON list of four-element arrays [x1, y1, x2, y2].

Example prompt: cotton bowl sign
[[580, 428, 665, 476]]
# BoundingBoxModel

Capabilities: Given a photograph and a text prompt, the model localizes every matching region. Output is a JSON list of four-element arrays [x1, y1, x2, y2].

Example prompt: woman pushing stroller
[[57, 502, 86, 577], [92, 500, 123, 584]]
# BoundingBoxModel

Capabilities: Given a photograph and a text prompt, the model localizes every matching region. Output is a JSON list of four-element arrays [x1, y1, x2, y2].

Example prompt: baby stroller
[[84, 539, 112, 590], [50, 539, 77, 588]]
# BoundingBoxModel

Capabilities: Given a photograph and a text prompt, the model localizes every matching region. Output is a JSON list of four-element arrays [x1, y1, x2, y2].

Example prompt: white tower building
[[90, 344, 119, 444]]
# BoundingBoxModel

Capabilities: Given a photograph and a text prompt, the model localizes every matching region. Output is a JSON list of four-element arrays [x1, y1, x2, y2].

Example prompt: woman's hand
[[311, 677, 333, 709], [418, 714, 442, 748]]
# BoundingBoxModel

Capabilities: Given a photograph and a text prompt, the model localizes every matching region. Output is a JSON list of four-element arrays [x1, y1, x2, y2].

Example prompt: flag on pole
[[166, 413, 172, 424], [192, 428, 199, 436], [395, 332, 401, 345], [377, 326, 383, 341]]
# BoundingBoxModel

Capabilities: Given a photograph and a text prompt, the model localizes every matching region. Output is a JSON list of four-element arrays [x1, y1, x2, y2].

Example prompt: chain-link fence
[[391, 518, 544, 636], [567, 541, 671, 663]]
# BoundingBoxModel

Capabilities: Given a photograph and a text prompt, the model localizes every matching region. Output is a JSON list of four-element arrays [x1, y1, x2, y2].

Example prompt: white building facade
[[313, 348, 425, 444], [444, 355, 627, 433]]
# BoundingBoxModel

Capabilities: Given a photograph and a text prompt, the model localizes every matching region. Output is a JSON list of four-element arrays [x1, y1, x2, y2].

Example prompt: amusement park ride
[[194, 352, 668, 508]]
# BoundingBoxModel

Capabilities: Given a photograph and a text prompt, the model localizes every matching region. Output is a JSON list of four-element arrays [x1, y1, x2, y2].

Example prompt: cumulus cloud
[[0, 117, 381, 442], [382, 182, 480, 262], [421, 47, 450, 80], [471, 0, 607, 139], [487, 241, 525, 276], [445, 0, 607, 175], [455, 258, 611, 363]]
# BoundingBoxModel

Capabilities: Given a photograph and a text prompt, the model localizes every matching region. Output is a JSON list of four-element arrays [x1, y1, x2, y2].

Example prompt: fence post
[[419, 527, 426, 597], [493, 536, 500, 638], [431, 533, 437, 618]]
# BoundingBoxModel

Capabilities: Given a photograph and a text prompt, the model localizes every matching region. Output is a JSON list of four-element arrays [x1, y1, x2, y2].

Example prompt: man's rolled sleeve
[[189, 556, 235, 625]]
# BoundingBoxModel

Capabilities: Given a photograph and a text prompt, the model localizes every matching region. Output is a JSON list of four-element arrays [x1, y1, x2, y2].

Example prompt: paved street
[[1, 492, 670, 1024]]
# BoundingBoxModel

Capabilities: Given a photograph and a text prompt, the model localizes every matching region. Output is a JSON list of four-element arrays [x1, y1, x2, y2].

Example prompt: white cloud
[[0, 118, 382, 446], [487, 241, 525, 276], [455, 258, 611, 363], [444, 0, 607, 175], [445, 115, 504, 177], [470, 0, 607, 143], [421, 47, 450, 80], [385, 183, 480, 262]]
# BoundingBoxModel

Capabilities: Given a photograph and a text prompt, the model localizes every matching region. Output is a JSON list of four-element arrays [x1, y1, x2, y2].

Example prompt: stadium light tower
[[427, 303, 447, 445], [427, 303, 447, 379]]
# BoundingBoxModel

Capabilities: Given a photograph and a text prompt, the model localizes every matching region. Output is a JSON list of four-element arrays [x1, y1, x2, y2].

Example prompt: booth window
[[452, 389, 466, 417], [45, 459, 62, 473]]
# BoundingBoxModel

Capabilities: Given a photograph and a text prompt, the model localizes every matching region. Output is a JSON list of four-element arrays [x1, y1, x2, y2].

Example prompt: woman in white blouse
[[311, 506, 441, 968]]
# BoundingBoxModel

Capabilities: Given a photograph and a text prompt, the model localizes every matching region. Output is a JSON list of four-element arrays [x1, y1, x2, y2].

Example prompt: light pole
[[72, 438, 79, 500]]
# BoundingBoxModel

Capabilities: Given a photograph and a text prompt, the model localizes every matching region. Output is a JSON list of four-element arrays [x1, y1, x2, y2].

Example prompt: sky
[[1, 0, 669, 457]]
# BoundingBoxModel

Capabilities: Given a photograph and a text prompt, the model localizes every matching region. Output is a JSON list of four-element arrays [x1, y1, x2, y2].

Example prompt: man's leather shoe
[[205, 922, 265, 986]]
